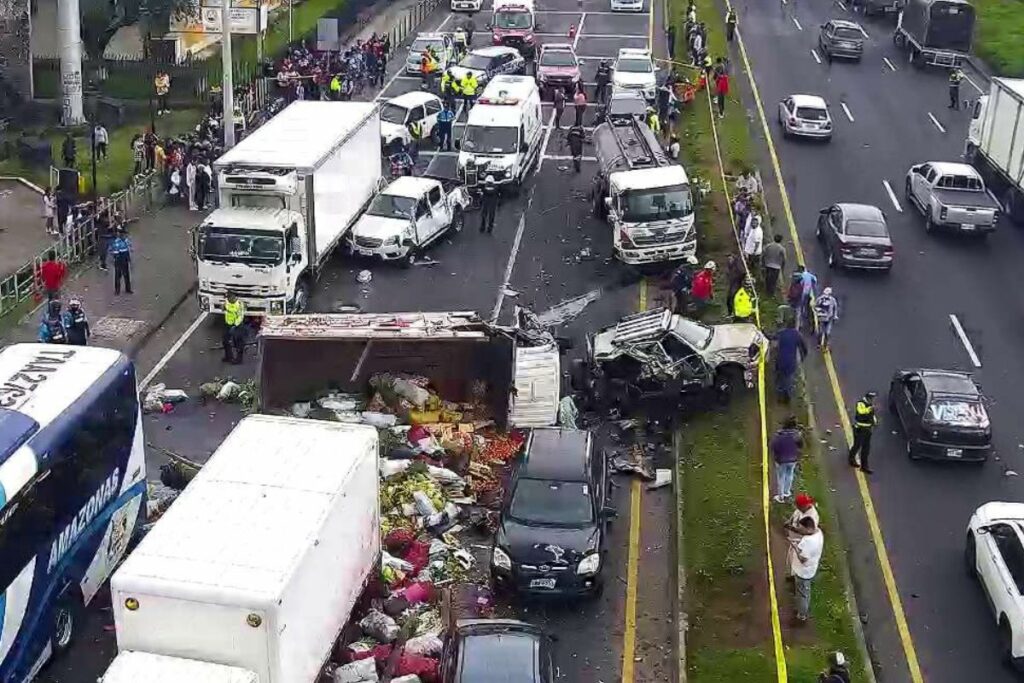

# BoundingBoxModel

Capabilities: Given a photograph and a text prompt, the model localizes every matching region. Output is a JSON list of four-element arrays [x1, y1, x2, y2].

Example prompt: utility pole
[[288, 0, 293, 43], [221, 0, 236, 149], [90, 124, 98, 203], [56, 0, 85, 125]]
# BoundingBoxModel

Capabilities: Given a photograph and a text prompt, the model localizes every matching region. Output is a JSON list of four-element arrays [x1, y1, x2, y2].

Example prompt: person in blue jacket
[[38, 299, 68, 344]]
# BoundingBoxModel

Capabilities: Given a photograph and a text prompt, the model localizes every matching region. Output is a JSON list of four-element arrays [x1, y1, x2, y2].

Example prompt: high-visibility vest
[[647, 112, 661, 133], [224, 300, 245, 327], [409, 120, 423, 140], [733, 288, 753, 319], [330, 76, 341, 92], [441, 73, 452, 93], [854, 400, 876, 428], [462, 74, 478, 96]]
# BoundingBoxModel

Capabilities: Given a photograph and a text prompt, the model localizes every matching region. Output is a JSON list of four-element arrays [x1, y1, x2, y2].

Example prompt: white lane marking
[[139, 311, 210, 391], [792, 16, 803, 30], [834, 0, 848, 8], [491, 187, 536, 324], [949, 314, 982, 367], [546, 155, 598, 161], [858, 25, 869, 38], [883, 56, 897, 71], [811, 49, 821, 64], [537, 109, 558, 171], [840, 101, 855, 122], [882, 180, 903, 213], [964, 73, 983, 93], [928, 112, 947, 133], [573, 12, 587, 51]]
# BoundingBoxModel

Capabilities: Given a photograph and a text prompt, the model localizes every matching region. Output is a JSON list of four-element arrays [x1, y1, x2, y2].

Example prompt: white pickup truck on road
[[905, 161, 1000, 237], [349, 174, 471, 265]]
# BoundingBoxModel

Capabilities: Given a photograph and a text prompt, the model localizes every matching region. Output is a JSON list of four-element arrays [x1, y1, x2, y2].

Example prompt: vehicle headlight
[[577, 553, 601, 575], [492, 546, 512, 570]]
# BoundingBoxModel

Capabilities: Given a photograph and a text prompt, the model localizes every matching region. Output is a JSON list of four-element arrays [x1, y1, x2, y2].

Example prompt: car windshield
[[620, 184, 694, 222], [834, 26, 862, 39], [796, 106, 828, 120], [672, 317, 713, 349], [616, 58, 652, 73], [541, 51, 576, 67], [461, 53, 494, 70], [380, 103, 409, 124], [199, 228, 284, 265], [495, 10, 532, 29], [926, 398, 989, 428], [846, 219, 888, 237], [461, 125, 518, 154], [411, 39, 444, 55], [366, 194, 417, 219], [509, 479, 593, 525]]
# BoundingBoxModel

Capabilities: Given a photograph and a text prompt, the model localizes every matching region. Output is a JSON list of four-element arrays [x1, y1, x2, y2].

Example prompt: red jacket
[[715, 73, 730, 96], [691, 269, 714, 301], [40, 260, 66, 291]]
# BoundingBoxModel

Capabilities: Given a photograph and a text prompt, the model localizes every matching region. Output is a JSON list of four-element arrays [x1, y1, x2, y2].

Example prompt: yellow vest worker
[[224, 298, 245, 327], [848, 391, 877, 472], [647, 110, 661, 134], [854, 399, 876, 429], [408, 120, 423, 141], [441, 71, 452, 94], [461, 73, 478, 97], [222, 294, 246, 363], [733, 287, 753, 320]]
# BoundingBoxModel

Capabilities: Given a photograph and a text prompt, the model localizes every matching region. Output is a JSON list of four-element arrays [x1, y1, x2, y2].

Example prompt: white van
[[457, 75, 543, 190]]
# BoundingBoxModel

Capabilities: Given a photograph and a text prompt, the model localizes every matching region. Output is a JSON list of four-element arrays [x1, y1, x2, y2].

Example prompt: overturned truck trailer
[[257, 311, 562, 429]]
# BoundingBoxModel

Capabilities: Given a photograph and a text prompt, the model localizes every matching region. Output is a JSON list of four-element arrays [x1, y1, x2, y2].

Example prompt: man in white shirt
[[788, 515, 824, 623], [185, 160, 197, 211], [743, 214, 763, 268]]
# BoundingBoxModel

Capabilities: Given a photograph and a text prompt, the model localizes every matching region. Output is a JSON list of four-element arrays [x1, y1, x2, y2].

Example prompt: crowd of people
[[273, 35, 392, 102]]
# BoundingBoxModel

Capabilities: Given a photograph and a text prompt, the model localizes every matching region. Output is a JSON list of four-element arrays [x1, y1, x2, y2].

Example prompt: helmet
[[829, 652, 847, 668], [484, 175, 495, 185], [647, 106, 655, 113], [704, 260, 716, 271], [68, 298, 81, 308], [47, 300, 62, 316], [685, 255, 698, 265], [864, 391, 878, 400], [822, 286, 833, 296]]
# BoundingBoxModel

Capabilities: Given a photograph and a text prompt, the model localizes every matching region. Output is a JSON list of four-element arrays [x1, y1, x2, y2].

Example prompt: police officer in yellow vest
[[848, 391, 877, 474], [440, 69, 455, 109], [460, 72, 479, 111], [222, 291, 246, 364], [329, 74, 342, 100], [732, 282, 753, 322], [646, 107, 661, 135]]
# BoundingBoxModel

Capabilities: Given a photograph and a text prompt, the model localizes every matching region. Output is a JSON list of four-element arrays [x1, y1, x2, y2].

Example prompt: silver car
[[778, 94, 833, 141]]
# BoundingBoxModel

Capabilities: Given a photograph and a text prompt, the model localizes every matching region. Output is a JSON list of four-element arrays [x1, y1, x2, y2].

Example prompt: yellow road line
[[702, 67, 788, 683], [727, 10, 925, 681], [621, 477, 643, 682]]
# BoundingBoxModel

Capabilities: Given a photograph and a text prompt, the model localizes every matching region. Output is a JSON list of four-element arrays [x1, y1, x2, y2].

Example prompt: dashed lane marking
[[928, 111, 947, 133], [882, 180, 904, 213], [950, 314, 982, 367], [840, 102, 855, 122], [883, 56, 897, 71], [811, 49, 821, 64], [792, 16, 803, 30]]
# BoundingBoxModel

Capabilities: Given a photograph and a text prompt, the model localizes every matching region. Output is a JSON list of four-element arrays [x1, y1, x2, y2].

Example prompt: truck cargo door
[[510, 342, 561, 427]]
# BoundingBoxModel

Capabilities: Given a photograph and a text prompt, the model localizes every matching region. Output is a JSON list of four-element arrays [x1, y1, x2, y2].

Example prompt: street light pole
[[90, 125, 97, 203], [221, 0, 236, 149], [145, 32, 157, 135], [288, 0, 293, 43]]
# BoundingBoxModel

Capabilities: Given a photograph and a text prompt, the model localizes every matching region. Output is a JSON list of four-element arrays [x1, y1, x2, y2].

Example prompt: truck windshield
[[495, 10, 532, 29], [380, 103, 409, 124], [620, 184, 693, 222], [462, 125, 519, 154], [367, 194, 417, 220], [199, 227, 284, 265], [230, 194, 286, 209]]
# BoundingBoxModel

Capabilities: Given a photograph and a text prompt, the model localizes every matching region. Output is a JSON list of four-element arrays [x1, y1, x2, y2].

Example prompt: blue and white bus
[[0, 344, 147, 682]]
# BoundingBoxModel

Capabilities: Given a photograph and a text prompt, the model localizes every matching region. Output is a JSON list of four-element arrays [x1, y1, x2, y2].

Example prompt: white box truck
[[966, 77, 1024, 224], [196, 101, 382, 316], [103, 415, 380, 683], [101, 652, 258, 683]]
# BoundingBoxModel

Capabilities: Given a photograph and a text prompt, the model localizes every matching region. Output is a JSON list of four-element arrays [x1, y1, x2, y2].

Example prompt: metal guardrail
[[0, 173, 160, 320]]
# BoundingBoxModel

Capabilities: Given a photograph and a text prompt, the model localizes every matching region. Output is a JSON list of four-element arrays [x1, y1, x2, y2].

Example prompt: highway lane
[[735, 1, 1024, 680], [40, 1, 677, 681]]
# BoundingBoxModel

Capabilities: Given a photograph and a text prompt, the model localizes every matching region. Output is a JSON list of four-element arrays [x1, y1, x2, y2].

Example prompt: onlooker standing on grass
[[743, 213, 764, 269], [714, 69, 730, 118], [154, 71, 171, 115], [788, 516, 824, 624], [774, 321, 808, 403], [771, 416, 804, 503], [762, 234, 786, 295], [61, 133, 76, 168], [93, 123, 109, 161], [132, 135, 145, 176], [109, 226, 133, 295], [43, 187, 57, 236], [143, 129, 157, 171], [39, 250, 67, 300]]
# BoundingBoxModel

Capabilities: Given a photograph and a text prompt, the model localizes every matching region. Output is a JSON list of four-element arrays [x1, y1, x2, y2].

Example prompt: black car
[[491, 428, 611, 597], [817, 20, 865, 61], [598, 87, 649, 124], [441, 619, 555, 683], [888, 369, 992, 461], [816, 203, 893, 270]]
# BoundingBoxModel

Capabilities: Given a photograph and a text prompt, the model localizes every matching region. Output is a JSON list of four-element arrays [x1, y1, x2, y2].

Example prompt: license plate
[[856, 248, 875, 256], [961, 223, 975, 231], [947, 448, 963, 458], [529, 578, 556, 589], [356, 249, 373, 256]]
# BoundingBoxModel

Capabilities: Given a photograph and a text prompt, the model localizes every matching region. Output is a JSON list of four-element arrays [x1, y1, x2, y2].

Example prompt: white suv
[[966, 502, 1024, 669], [612, 48, 657, 101]]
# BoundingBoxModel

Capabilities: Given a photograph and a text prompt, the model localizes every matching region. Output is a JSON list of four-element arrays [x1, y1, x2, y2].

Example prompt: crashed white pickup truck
[[349, 174, 471, 266], [905, 161, 1000, 236]]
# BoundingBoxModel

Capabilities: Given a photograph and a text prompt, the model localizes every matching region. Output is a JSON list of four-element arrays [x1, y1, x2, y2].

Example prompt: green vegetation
[[0, 109, 203, 195], [669, 0, 869, 679], [974, 0, 1024, 77]]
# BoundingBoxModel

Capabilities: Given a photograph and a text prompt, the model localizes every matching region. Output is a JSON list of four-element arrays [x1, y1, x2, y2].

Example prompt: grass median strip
[[669, 0, 869, 678], [973, 0, 1024, 77]]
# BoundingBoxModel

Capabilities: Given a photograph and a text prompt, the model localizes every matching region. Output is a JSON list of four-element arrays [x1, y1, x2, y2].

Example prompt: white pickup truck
[[905, 161, 1000, 237], [349, 173, 471, 266]]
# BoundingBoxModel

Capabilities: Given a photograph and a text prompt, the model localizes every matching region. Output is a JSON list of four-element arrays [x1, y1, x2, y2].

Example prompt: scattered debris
[[142, 383, 189, 414], [535, 289, 603, 327], [357, 269, 373, 284], [610, 445, 656, 481], [647, 469, 673, 490]]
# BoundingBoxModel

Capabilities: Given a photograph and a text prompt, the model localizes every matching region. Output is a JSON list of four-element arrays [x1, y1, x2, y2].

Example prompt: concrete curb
[[671, 427, 688, 683]]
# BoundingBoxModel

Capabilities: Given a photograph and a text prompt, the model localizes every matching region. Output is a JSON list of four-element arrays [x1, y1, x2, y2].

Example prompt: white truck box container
[[970, 77, 1024, 223], [109, 415, 380, 683], [101, 651, 258, 683]]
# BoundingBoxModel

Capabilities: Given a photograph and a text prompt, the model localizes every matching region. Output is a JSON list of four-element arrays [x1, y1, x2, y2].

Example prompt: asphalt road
[[38, 1, 678, 681], [735, 2, 1024, 680]]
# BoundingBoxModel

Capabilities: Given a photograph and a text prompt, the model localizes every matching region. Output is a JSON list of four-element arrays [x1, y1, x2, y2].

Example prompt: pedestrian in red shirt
[[691, 260, 717, 312], [39, 250, 67, 301], [715, 71, 730, 119]]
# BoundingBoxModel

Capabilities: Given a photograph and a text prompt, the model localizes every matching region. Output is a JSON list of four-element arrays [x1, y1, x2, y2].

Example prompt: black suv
[[888, 368, 992, 462], [441, 619, 555, 683], [491, 428, 611, 598]]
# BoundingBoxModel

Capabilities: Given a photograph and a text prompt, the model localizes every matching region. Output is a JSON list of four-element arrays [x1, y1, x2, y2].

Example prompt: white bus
[[0, 344, 147, 682]]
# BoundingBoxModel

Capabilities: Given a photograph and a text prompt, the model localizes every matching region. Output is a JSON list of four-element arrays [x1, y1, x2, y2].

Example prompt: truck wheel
[[904, 178, 914, 202], [401, 250, 418, 268], [924, 215, 935, 233], [50, 597, 80, 656], [450, 210, 464, 234]]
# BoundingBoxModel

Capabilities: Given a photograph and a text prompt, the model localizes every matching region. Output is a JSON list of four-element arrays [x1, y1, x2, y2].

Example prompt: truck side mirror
[[290, 252, 301, 263], [604, 197, 612, 210], [519, 141, 528, 153]]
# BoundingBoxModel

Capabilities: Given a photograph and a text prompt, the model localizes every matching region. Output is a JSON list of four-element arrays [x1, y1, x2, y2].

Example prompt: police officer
[[440, 69, 455, 109], [329, 74, 342, 100], [436, 101, 456, 151], [646, 107, 661, 136], [595, 60, 612, 103], [726, 8, 737, 42], [848, 391, 877, 474], [38, 299, 67, 344], [407, 118, 423, 163], [461, 71, 479, 111], [479, 175, 500, 234], [948, 67, 963, 110], [222, 291, 247, 364], [566, 125, 585, 173], [109, 226, 133, 295], [64, 298, 90, 345]]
